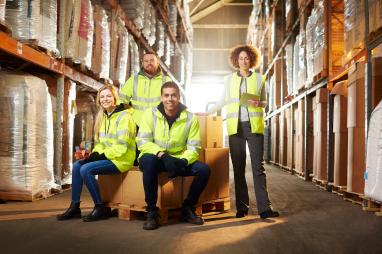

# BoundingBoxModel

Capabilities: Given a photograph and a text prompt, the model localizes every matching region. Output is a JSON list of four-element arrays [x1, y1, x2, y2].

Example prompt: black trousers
[[229, 121, 271, 214]]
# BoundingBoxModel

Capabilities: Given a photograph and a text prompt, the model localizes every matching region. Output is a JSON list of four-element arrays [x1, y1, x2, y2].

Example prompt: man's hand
[[85, 152, 107, 163], [161, 153, 186, 178]]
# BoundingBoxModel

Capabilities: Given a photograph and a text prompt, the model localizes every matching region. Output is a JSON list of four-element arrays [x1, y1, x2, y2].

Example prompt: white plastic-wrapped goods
[[285, 43, 293, 95], [91, 4, 110, 79], [305, 8, 317, 85], [298, 30, 307, 89], [129, 34, 140, 76], [293, 35, 300, 93], [169, 3, 177, 35], [5, 0, 41, 40], [40, 0, 59, 55], [0, 71, 56, 201], [120, 0, 145, 30], [155, 20, 165, 57], [0, 0, 5, 21]]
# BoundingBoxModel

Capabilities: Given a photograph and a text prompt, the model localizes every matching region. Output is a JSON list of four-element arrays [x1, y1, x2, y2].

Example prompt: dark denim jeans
[[139, 154, 210, 211], [71, 159, 120, 205]]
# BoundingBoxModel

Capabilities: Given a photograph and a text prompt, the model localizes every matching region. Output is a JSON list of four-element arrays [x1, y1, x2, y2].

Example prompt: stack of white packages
[[0, 71, 56, 201]]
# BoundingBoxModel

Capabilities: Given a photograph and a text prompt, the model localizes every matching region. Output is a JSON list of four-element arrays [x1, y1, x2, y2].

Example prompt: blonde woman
[[204, 45, 279, 219], [57, 85, 136, 222]]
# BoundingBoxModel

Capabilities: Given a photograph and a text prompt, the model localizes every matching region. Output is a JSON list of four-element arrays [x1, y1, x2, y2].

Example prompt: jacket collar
[[156, 102, 187, 120], [103, 103, 125, 118], [139, 67, 163, 79]]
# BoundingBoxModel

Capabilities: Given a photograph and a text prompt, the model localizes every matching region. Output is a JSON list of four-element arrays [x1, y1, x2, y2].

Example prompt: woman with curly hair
[[204, 45, 279, 219]]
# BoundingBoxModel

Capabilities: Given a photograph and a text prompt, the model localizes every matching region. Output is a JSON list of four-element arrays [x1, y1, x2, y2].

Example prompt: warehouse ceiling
[[186, 0, 253, 112]]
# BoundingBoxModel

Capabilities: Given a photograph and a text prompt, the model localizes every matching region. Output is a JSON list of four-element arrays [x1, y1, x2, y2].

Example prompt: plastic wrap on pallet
[[305, 8, 317, 85], [344, 0, 365, 61], [298, 29, 307, 88], [285, 0, 291, 19], [62, 80, 77, 185], [110, 14, 126, 83], [5, 0, 41, 40], [40, 0, 59, 55], [313, 1, 324, 77], [142, 3, 156, 46], [169, 3, 178, 36], [368, 0, 382, 34], [155, 20, 165, 57], [285, 43, 293, 95], [0, 71, 57, 200], [120, 0, 145, 30], [293, 34, 300, 94], [149, 6, 156, 46], [164, 36, 172, 67], [0, 0, 5, 21], [91, 5, 110, 80], [115, 25, 129, 85], [129, 34, 140, 76], [65, 0, 94, 68]]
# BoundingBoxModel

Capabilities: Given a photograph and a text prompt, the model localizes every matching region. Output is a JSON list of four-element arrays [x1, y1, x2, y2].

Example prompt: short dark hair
[[161, 81, 180, 96], [142, 51, 157, 59], [229, 44, 261, 69]]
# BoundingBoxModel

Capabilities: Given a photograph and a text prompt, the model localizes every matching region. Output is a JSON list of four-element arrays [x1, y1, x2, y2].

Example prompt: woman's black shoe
[[260, 209, 279, 219], [57, 202, 81, 221], [82, 204, 111, 222], [235, 211, 248, 218]]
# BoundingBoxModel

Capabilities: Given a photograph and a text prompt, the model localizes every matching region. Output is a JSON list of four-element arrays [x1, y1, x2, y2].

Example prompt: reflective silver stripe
[[248, 112, 263, 118], [99, 132, 116, 139], [256, 73, 264, 96], [183, 112, 193, 141], [132, 104, 147, 111], [187, 140, 201, 146], [119, 93, 129, 101], [152, 108, 158, 131], [137, 132, 153, 139], [132, 96, 161, 103], [226, 112, 239, 119], [117, 139, 128, 145], [154, 139, 167, 148], [116, 111, 128, 127], [132, 74, 139, 100], [117, 130, 128, 137], [227, 98, 240, 104], [136, 140, 146, 147], [187, 146, 199, 152]]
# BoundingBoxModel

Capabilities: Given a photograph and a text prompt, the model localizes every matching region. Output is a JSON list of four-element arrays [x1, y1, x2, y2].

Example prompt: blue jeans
[[71, 159, 120, 205], [139, 154, 211, 211]]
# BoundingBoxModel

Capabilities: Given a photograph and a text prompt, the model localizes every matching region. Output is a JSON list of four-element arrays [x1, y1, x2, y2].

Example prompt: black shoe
[[82, 204, 111, 222], [182, 206, 204, 225], [260, 209, 279, 219], [57, 202, 81, 221], [235, 211, 248, 218], [143, 209, 159, 230]]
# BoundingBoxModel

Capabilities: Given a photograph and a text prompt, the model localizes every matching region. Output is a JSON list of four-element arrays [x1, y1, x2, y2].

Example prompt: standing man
[[137, 82, 210, 230], [119, 52, 171, 127]]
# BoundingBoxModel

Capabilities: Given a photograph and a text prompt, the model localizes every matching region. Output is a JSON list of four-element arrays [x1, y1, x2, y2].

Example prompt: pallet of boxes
[[98, 115, 230, 224]]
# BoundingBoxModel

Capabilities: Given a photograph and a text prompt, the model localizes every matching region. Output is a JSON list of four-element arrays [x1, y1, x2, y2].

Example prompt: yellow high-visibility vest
[[225, 72, 266, 135]]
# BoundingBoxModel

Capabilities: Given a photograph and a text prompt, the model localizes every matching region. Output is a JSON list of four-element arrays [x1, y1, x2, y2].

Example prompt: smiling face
[[161, 87, 180, 113], [142, 53, 159, 75], [238, 51, 250, 71], [99, 88, 116, 111]]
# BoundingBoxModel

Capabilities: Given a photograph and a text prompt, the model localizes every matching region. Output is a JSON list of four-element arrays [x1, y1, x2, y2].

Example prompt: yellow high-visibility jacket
[[92, 106, 136, 172], [136, 104, 201, 165], [119, 70, 171, 126]]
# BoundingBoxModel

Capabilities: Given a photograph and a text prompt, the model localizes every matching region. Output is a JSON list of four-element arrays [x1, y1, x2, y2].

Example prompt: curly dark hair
[[229, 45, 261, 69]]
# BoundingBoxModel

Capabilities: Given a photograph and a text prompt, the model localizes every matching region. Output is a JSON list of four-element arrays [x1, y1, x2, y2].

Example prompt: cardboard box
[[99, 167, 183, 209], [286, 108, 293, 168], [316, 132, 327, 181], [334, 132, 348, 187], [347, 61, 365, 128], [333, 95, 347, 133], [279, 111, 288, 166], [347, 127, 365, 194], [271, 115, 279, 163], [372, 57, 382, 109], [197, 115, 223, 148], [315, 88, 328, 104], [183, 148, 230, 204]]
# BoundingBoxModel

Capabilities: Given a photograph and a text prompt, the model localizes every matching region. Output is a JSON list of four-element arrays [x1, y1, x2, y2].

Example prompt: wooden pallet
[[0, 188, 57, 202], [20, 39, 59, 57], [117, 205, 184, 225], [368, 27, 382, 43], [0, 20, 12, 35], [361, 197, 381, 213], [195, 198, 230, 216], [342, 191, 363, 206], [312, 178, 328, 190], [313, 69, 328, 84], [330, 185, 347, 195], [292, 169, 305, 180]]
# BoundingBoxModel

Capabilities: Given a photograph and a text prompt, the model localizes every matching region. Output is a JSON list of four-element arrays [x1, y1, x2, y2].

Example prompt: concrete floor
[[1, 164, 382, 254]]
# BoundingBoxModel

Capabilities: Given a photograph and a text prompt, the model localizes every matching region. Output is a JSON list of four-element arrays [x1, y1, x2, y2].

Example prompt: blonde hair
[[93, 85, 119, 140], [229, 44, 261, 70]]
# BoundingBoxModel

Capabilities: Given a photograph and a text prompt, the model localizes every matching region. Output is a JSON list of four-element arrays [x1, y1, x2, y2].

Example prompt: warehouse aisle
[[1, 164, 382, 254]]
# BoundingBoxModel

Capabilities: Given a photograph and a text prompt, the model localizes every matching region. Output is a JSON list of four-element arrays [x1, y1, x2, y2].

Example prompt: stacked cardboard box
[[312, 89, 328, 181], [183, 116, 230, 205], [279, 110, 288, 166], [295, 100, 305, 174], [271, 115, 279, 164], [347, 61, 366, 194], [286, 108, 293, 169], [331, 81, 348, 187]]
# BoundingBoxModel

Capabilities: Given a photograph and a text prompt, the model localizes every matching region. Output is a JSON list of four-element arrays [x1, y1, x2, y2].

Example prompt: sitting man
[[137, 81, 210, 230]]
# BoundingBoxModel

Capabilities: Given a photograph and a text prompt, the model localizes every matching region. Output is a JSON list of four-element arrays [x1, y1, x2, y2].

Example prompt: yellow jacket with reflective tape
[[136, 105, 201, 165], [225, 72, 266, 135], [92, 107, 136, 172], [119, 70, 171, 126]]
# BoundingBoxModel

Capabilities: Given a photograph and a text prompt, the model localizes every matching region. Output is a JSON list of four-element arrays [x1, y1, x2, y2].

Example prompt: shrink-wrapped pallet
[[5, 0, 41, 40], [293, 35, 300, 92], [169, 3, 177, 35], [313, 1, 324, 78], [142, 4, 156, 46], [120, 0, 145, 30], [344, 0, 365, 62], [285, 43, 293, 95], [298, 29, 307, 89], [0, 0, 5, 21], [40, 0, 58, 55], [155, 20, 165, 57], [91, 5, 110, 79], [129, 34, 140, 76], [305, 7, 317, 85], [0, 71, 56, 201]]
